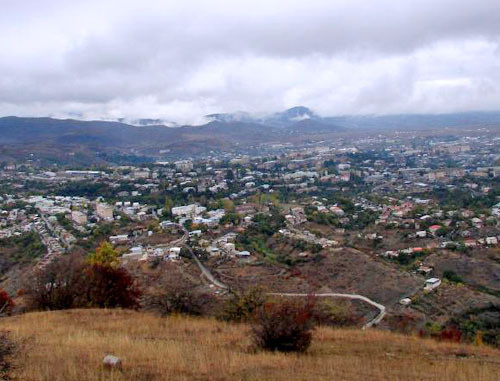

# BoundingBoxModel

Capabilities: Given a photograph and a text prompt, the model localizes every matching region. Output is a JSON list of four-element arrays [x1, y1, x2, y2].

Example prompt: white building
[[167, 247, 181, 259], [424, 278, 441, 291], [486, 236, 498, 246], [171, 204, 206, 218], [96, 203, 113, 221], [109, 234, 129, 244], [175, 160, 194, 173], [71, 210, 87, 225]]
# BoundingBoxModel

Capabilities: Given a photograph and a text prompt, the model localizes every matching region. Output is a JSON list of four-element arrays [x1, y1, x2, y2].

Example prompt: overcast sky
[[1, 0, 500, 124]]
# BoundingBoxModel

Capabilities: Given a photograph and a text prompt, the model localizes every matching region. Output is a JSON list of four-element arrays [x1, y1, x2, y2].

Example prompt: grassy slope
[[0, 309, 499, 381]]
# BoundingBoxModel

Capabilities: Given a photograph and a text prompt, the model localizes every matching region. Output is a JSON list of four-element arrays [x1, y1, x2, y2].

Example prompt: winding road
[[173, 223, 387, 328], [268, 292, 386, 329]]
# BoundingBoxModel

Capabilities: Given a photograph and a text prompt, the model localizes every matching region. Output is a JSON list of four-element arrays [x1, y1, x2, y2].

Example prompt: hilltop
[[0, 309, 499, 380]]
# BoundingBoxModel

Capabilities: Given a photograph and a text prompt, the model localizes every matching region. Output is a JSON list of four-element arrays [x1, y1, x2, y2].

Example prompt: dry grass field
[[0, 309, 499, 380]]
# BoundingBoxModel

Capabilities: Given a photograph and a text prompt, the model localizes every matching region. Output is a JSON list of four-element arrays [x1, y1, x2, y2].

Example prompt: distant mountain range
[[1, 107, 500, 163], [206, 106, 319, 127]]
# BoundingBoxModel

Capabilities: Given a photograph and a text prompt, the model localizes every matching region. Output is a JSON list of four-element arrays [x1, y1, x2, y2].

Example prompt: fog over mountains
[[2, 107, 500, 159]]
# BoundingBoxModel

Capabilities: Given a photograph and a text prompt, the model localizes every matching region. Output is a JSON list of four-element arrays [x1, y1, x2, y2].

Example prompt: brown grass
[[0, 309, 499, 380]]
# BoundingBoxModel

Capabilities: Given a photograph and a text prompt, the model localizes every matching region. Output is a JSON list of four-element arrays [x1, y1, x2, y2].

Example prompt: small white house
[[486, 236, 498, 246], [416, 231, 427, 238], [424, 278, 441, 291], [399, 297, 412, 306], [168, 247, 181, 259]]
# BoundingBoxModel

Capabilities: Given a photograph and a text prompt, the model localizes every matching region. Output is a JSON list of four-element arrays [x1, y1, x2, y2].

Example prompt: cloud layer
[[1, 0, 499, 124]]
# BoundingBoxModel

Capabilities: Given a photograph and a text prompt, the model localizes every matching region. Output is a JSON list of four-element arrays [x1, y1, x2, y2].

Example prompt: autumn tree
[[87, 241, 119, 267]]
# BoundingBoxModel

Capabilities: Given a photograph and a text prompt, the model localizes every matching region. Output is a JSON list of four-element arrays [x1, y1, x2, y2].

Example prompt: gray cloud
[[1, 0, 500, 124]]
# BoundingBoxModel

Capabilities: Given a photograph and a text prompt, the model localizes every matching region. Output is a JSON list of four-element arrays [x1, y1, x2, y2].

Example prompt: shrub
[[145, 288, 213, 316], [221, 286, 267, 322], [24, 254, 141, 311], [0, 332, 14, 380], [436, 326, 462, 343], [252, 299, 316, 353], [84, 264, 141, 309], [443, 270, 463, 283], [0, 290, 14, 316], [312, 299, 356, 327]]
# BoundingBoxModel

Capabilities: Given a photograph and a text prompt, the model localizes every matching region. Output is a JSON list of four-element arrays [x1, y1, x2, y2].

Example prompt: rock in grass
[[103, 355, 122, 370]]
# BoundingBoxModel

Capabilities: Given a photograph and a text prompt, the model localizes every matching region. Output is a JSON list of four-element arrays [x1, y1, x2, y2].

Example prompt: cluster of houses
[[278, 228, 339, 249]]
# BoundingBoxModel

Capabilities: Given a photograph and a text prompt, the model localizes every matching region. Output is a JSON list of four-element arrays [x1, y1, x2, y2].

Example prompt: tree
[[87, 242, 119, 268], [24, 253, 141, 311], [164, 196, 174, 216], [24, 254, 86, 311], [183, 219, 193, 231], [221, 286, 267, 322], [226, 170, 235, 181], [222, 199, 235, 212], [84, 265, 141, 309]]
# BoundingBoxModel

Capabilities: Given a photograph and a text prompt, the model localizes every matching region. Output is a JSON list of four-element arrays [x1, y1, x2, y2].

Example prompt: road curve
[[184, 243, 228, 290], [174, 224, 386, 328], [268, 292, 386, 329], [189, 249, 386, 328]]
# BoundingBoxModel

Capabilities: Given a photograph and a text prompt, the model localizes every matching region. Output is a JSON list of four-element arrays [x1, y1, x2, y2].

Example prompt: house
[[167, 247, 181, 259], [464, 239, 477, 248], [174, 160, 193, 173], [424, 278, 441, 291], [382, 250, 399, 258], [208, 247, 221, 257], [123, 245, 143, 258], [172, 204, 206, 218], [417, 265, 433, 276], [109, 234, 129, 244], [428, 225, 441, 235], [471, 217, 483, 229], [416, 230, 427, 238], [399, 298, 412, 306], [96, 203, 113, 221], [329, 206, 345, 216], [71, 210, 87, 225], [486, 236, 498, 246]]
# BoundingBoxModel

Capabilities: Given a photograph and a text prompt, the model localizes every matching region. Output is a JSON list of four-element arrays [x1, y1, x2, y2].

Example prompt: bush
[[221, 286, 267, 322], [252, 299, 316, 353], [84, 264, 141, 309], [0, 290, 14, 316], [24, 254, 141, 311], [443, 270, 463, 283], [0, 332, 14, 380], [312, 299, 357, 327], [145, 288, 212, 316]]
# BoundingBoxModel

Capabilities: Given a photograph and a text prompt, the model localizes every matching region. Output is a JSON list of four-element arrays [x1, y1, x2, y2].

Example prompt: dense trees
[[24, 245, 140, 311]]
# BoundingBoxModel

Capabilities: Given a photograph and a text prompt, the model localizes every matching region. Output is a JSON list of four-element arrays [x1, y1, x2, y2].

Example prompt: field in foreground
[[0, 309, 499, 381]]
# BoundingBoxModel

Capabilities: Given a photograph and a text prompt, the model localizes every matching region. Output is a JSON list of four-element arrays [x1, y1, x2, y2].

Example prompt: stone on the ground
[[103, 355, 122, 370]]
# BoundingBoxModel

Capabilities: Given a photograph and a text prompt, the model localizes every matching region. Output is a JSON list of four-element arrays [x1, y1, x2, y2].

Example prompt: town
[[2, 127, 500, 342]]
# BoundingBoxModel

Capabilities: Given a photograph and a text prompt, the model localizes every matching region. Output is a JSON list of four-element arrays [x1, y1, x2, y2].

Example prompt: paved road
[[174, 223, 386, 328], [182, 243, 228, 290], [268, 292, 386, 329]]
